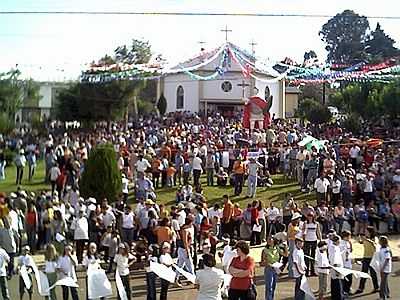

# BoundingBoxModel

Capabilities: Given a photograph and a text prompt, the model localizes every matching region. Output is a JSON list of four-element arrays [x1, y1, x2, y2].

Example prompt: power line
[[0, 11, 400, 19]]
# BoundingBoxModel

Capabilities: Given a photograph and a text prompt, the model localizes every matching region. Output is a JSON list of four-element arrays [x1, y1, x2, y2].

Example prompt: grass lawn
[[0, 160, 315, 208]]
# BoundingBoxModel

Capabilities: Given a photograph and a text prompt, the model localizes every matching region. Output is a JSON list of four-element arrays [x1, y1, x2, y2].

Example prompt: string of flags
[[79, 43, 400, 85]]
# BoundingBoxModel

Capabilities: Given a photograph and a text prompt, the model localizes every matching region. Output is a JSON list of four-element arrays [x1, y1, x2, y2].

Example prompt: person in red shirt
[[250, 201, 261, 246], [228, 241, 256, 300]]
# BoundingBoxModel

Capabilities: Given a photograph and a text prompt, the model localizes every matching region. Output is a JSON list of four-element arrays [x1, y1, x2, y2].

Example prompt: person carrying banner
[[17, 245, 34, 300], [44, 244, 58, 300], [292, 237, 306, 300], [82, 243, 105, 300], [114, 243, 136, 300], [56, 244, 79, 300]]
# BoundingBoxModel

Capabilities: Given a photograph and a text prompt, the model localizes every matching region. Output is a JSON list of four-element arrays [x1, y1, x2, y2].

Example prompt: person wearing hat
[[292, 237, 306, 300], [328, 234, 345, 300], [17, 245, 34, 300], [287, 212, 302, 278], [14, 149, 26, 185], [159, 242, 174, 300], [114, 242, 136, 300]]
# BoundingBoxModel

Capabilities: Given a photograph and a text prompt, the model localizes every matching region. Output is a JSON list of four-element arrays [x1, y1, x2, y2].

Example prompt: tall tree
[[320, 10, 369, 63], [59, 39, 156, 124], [365, 23, 400, 62], [0, 70, 41, 121]]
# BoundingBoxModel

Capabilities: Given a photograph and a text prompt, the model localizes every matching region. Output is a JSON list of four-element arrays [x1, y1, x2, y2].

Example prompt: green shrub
[[80, 144, 122, 202], [3, 148, 15, 167]]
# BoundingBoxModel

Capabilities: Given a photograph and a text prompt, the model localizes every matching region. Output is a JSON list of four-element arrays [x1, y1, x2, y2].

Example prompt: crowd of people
[[0, 111, 398, 300]]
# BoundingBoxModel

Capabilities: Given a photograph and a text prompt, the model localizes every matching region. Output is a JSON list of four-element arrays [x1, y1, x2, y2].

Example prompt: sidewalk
[[32, 235, 400, 268]]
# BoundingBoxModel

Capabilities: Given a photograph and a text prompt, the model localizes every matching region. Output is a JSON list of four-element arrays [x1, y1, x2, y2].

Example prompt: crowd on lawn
[[0, 111, 398, 300]]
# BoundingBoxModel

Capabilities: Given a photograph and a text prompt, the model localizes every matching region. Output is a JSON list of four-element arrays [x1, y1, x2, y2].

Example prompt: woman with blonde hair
[[44, 244, 58, 300]]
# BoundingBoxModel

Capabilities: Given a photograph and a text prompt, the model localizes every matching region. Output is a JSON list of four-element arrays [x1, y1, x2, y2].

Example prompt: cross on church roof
[[249, 40, 257, 55], [237, 80, 250, 98], [221, 25, 232, 42]]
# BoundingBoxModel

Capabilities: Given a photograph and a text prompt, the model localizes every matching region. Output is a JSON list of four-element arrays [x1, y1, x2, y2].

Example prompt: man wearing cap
[[17, 246, 34, 300], [292, 237, 306, 300]]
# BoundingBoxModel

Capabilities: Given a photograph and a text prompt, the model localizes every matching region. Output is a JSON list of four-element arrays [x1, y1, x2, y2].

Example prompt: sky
[[0, 0, 400, 81]]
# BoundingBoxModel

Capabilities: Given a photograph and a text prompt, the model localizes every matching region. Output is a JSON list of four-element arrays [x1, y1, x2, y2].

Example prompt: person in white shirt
[[114, 243, 136, 300], [49, 164, 61, 196], [121, 174, 129, 202], [136, 155, 151, 173], [328, 235, 344, 300], [0, 246, 10, 300], [266, 202, 281, 235], [121, 206, 135, 244], [378, 236, 392, 300], [83, 243, 107, 300], [17, 245, 34, 300], [44, 244, 58, 300], [314, 174, 330, 204], [159, 242, 174, 300], [292, 237, 306, 300], [340, 231, 353, 295], [349, 144, 360, 169], [331, 175, 342, 206], [195, 253, 225, 300], [192, 155, 203, 187], [315, 241, 330, 300], [71, 208, 89, 264], [57, 245, 79, 300]]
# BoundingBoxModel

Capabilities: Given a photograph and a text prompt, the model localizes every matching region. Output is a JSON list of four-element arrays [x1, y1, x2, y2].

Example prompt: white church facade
[[157, 42, 293, 118]]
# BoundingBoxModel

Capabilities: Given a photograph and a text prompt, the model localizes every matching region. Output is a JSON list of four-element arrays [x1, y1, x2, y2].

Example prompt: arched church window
[[265, 86, 271, 99], [221, 81, 232, 92], [176, 86, 184, 109]]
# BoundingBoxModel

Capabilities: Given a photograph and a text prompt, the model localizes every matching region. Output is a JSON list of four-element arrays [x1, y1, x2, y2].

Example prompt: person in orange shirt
[[221, 195, 234, 238], [232, 157, 245, 196], [151, 157, 161, 189], [166, 164, 176, 187], [232, 203, 243, 238], [153, 218, 173, 245]]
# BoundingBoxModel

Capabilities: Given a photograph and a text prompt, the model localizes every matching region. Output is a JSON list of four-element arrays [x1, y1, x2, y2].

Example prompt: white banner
[[115, 271, 128, 300], [149, 261, 176, 283], [173, 264, 196, 284], [88, 264, 113, 299], [47, 277, 79, 291], [20, 265, 32, 290], [31, 261, 49, 296], [300, 275, 316, 300]]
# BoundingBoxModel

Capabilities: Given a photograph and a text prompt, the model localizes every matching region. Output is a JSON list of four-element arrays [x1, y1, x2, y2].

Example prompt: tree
[[329, 83, 384, 120], [68, 38, 156, 124], [80, 144, 122, 202], [381, 80, 400, 118], [303, 50, 318, 67], [365, 23, 400, 62], [0, 70, 41, 123], [157, 93, 167, 115], [296, 98, 332, 124], [320, 10, 369, 63]]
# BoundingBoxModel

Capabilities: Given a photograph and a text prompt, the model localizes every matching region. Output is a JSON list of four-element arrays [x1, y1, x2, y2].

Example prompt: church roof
[[164, 42, 281, 78]]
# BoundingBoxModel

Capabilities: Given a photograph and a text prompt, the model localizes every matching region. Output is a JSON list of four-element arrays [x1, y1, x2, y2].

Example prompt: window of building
[[176, 85, 184, 109], [265, 86, 271, 99], [221, 81, 232, 92]]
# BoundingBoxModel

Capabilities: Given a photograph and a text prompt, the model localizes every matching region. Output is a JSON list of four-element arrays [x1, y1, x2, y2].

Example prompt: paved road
[[7, 261, 400, 300]]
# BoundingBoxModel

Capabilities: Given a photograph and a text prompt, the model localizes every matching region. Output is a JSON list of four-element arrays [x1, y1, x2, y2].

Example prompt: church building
[[157, 42, 298, 118]]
